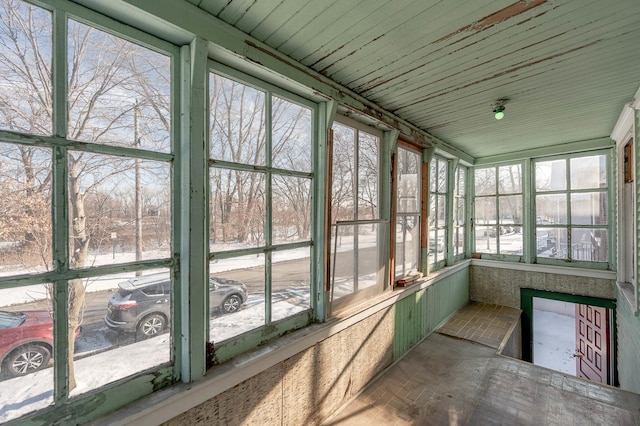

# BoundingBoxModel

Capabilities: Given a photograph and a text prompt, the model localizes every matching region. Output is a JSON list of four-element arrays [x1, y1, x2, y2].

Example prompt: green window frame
[[0, 0, 180, 422], [395, 144, 422, 278], [473, 163, 523, 259], [533, 151, 612, 268], [329, 115, 389, 310], [429, 156, 448, 270], [453, 165, 468, 261], [206, 61, 319, 362]]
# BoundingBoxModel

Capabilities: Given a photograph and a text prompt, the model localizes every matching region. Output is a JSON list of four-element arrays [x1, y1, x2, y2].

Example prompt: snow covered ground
[[1, 303, 581, 422], [533, 308, 576, 376], [0, 291, 310, 423]]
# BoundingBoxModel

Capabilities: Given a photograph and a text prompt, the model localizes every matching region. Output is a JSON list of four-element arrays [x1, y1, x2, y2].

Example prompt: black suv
[[104, 274, 248, 337]]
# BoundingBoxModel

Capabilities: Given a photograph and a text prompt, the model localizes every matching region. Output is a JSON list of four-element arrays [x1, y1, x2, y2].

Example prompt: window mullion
[[265, 92, 273, 324], [180, 39, 208, 382], [353, 130, 359, 290], [445, 159, 457, 265], [52, 8, 66, 139], [52, 9, 70, 403], [381, 130, 396, 285], [523, 159, 535, 263], [314, 100, 335, 321], [52, 145, 70, 403], [566, 159, 573, 259]]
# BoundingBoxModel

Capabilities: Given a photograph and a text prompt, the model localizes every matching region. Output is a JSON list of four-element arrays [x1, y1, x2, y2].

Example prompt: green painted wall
[[616, 286, 640, 394], [393, 267, 469, 358]]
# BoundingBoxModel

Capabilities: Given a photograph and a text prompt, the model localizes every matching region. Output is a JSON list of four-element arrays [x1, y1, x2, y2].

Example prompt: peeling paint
[[434, 0, 548, 44], [398, 39, 601, 111]]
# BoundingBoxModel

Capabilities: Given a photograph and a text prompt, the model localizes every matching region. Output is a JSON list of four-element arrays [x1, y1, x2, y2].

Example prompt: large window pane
[[397, 149, 420, 213], [68, 152, 171, 269], [272, 175, 311, 245], [474, 167, 496, 195], [0, 144, 52, 273], [457, 167, 466, 196], [272, 97, 312, 172], [210, 258, 264, 341], [272, 248, 310, 322], [499, 195, 522, 225], [498, 165, 521, 194], [78, 269, 171, 395], [571, 229, 607, 262], [499, 227, 522, 254], [331, 223, 385, 303], [571, 193, 607, 225], [395, 215, 419, 276], [455, 199, 465, 226], [536, 193, 567, 225], [437, 194, 447, 225], [475, 226, 497, 253], [536, 160, 566, 191], [570, 155, 606, 190], [437, 160, 447, 193], [0, 1, 52, 136], [475, 198, 496, 225], [356, 223, 382, 291], [209, 168, 266, 251], [331, 123, 355, 222], [209, 73, 266, 165], [0, 287, 53, 420], [537, 228, 567, 259], [429, 229, 446, 260], [358, 132, 379, 219], [455, 227, 465, 256], [68, 20, 171, 152]]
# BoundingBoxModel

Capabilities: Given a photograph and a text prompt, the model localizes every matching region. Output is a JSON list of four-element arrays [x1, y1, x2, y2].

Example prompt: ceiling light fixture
[[492, 98, 508, 120]]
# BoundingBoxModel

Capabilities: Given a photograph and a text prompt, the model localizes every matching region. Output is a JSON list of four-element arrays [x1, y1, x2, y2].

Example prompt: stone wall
[[162, 308, 395, 426], [470, 265, 615, 309], [162, 266, 470, 426]]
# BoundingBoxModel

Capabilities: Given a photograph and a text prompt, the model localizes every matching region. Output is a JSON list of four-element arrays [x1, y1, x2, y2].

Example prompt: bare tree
[[0, 0, 170, 389]]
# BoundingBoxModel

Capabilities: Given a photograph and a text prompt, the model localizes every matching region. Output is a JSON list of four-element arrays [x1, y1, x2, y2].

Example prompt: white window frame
[[612, 99, 640, 312]]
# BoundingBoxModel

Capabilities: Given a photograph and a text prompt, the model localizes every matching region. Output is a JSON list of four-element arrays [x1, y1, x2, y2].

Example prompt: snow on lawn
[[0, 231, 377, 306], [0, 333, 171, 423], [0, 293, 310, 423], [0, 236, 367, 421], [0, 244, 314, 306], [533, 308, 576, 376]]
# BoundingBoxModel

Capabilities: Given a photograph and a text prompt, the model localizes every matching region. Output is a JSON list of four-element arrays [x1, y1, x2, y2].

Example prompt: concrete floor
[[326, 311, 640, 425]]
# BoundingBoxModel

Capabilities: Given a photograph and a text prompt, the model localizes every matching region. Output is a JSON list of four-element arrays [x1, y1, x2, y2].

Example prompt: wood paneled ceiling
[[191, 0, 640, 159]]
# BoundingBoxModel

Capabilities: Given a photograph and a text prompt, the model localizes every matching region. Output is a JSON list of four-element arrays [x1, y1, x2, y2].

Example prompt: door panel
[[575, 304, 609, 384]]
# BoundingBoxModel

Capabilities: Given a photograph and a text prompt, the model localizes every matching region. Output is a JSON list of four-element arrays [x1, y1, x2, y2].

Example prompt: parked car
[[0, 310, 80, 378], [104, 274, 248, 338]]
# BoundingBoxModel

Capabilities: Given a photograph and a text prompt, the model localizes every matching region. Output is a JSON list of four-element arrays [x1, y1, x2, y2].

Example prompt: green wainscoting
[[393, 267, 469, 359]]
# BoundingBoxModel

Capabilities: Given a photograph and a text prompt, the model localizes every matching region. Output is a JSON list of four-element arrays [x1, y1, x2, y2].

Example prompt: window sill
[[95, 260, 472, 426], [470, 258, 616, 280]]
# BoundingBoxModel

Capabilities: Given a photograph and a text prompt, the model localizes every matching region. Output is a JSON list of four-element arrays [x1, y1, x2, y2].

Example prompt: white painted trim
[[470, 259, 616, 280], [611, 103, 634, 144], [632, 85, 640, 110]]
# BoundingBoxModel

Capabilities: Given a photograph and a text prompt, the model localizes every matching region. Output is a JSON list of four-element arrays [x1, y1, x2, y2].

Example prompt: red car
[[0, 310, 80, 378]]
